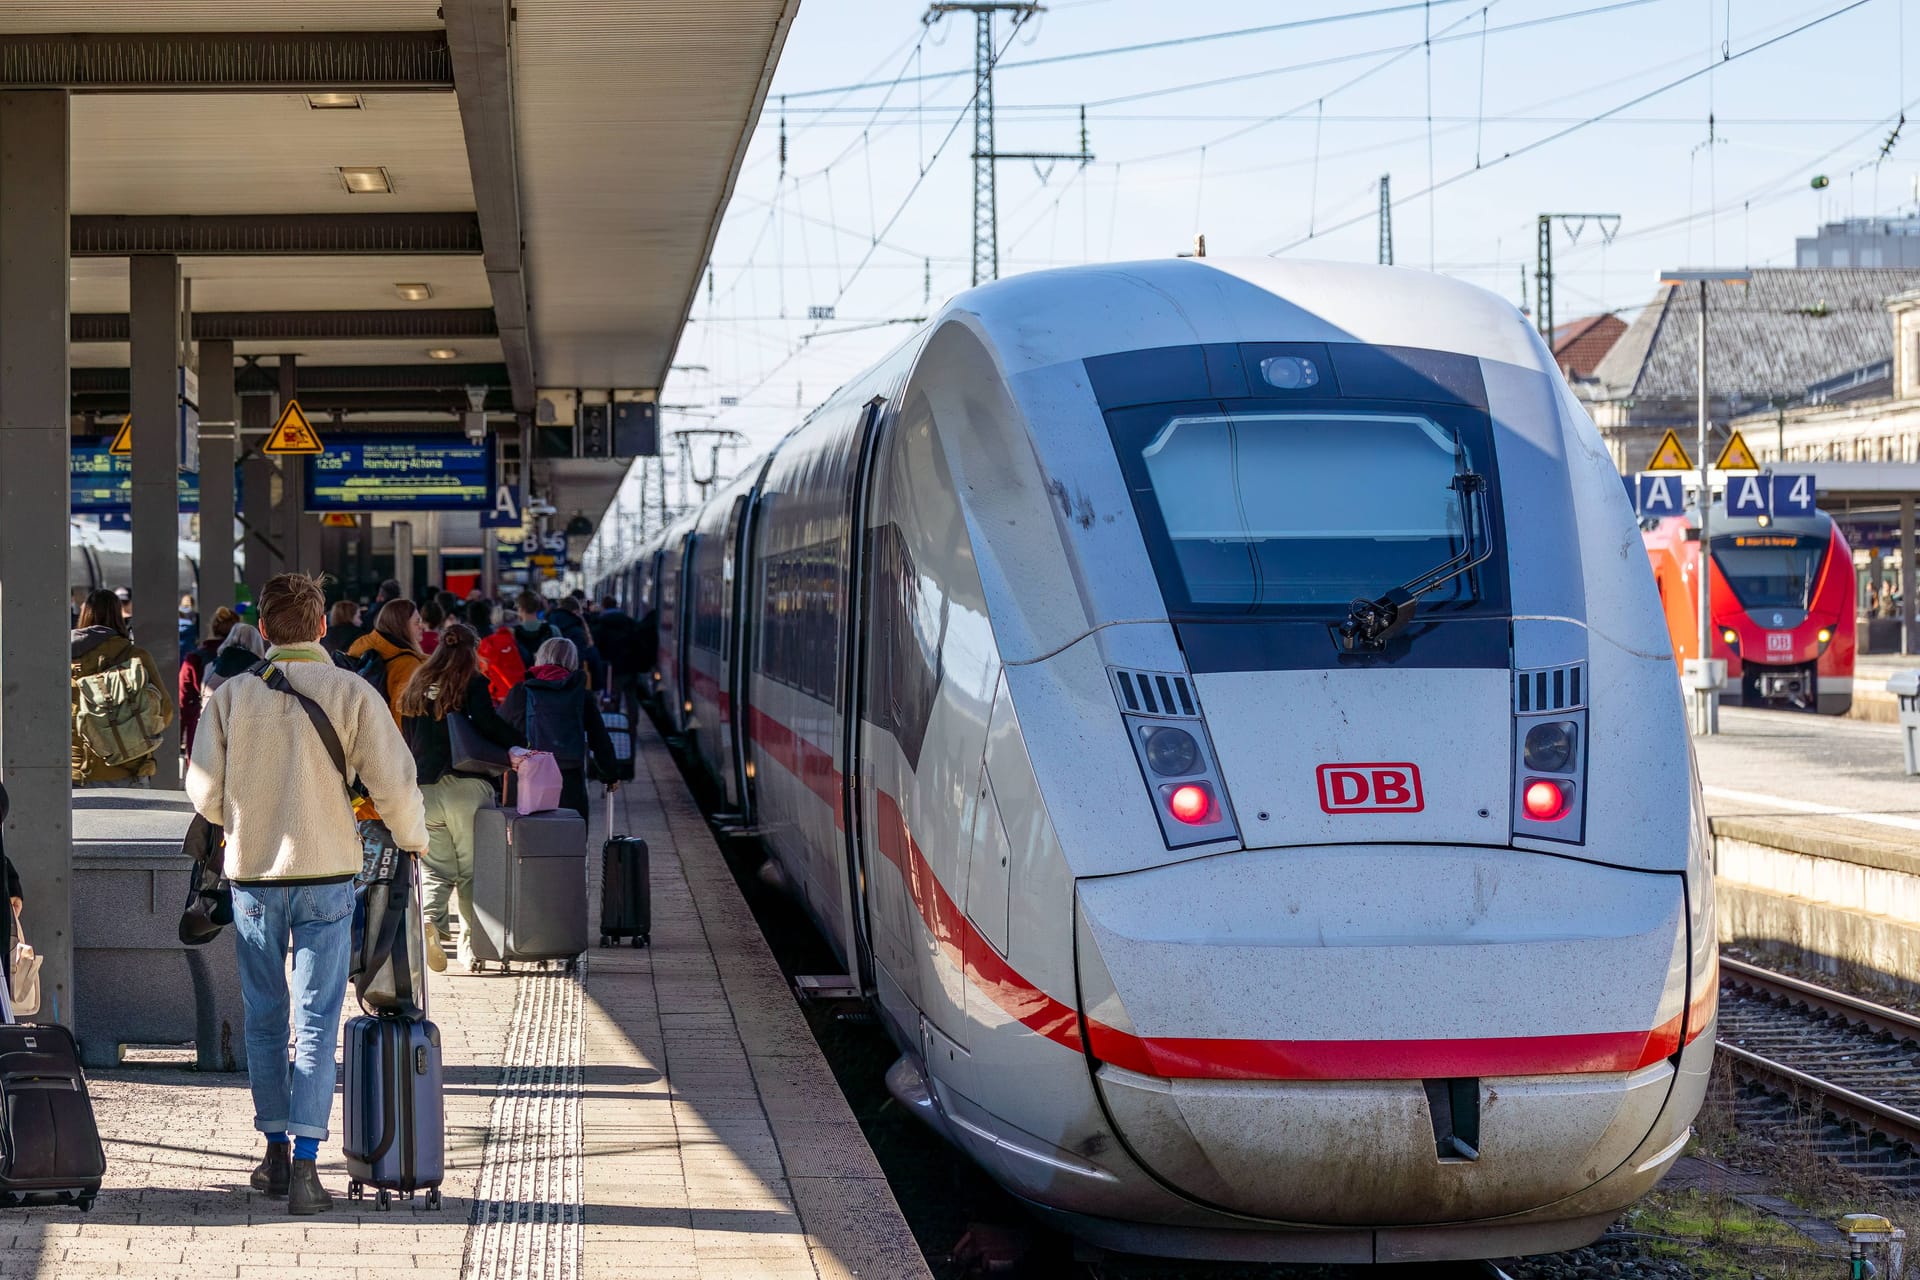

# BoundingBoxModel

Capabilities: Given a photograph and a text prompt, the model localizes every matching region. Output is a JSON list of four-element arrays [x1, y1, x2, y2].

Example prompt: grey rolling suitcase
[[469, 806, 589, 974], [342, 1013, 445, 1210]]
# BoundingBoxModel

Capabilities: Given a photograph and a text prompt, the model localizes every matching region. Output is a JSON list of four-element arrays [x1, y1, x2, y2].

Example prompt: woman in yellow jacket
[[345, 599, 426, 725]]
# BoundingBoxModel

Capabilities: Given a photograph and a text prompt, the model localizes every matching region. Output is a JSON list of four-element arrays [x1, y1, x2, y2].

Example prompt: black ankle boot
[[287, 1158, 333, 1215], [249, 1142, 291, 1198]]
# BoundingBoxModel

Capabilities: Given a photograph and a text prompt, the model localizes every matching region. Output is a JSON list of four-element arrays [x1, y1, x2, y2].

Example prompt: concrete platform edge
[[636, 725, 933, 1280]]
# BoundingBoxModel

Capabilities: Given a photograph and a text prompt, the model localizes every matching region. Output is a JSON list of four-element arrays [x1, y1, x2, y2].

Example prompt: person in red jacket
[[180, 606, 239, 757]]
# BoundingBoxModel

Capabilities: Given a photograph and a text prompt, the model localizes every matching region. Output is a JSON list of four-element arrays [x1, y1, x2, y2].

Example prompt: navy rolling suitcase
[[0, 1022, 105, 1209], [342, 1014, 445, 1210], [599, 836, 650, 948]]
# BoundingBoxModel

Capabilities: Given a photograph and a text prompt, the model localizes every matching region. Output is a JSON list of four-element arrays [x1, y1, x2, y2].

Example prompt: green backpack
[[73, 643, 168, 767]]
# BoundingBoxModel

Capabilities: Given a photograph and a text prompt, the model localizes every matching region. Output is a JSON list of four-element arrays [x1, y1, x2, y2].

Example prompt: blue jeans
[[231, 880, 356, 1142]]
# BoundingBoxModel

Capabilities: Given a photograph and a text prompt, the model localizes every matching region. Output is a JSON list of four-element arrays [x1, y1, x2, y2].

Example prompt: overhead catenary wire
[[1267, 0, 1877, 257], [774, 0, 1484, 100], [713, 16, 1028, 423]]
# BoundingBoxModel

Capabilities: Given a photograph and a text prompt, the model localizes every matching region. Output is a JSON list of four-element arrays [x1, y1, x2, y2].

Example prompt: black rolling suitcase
[[0, 1022, 106, 1209], [601, 711, 637, 782], [470, 806, 589, 974], [342, 1013, 445, 1210], [599, 836, 650, 948]]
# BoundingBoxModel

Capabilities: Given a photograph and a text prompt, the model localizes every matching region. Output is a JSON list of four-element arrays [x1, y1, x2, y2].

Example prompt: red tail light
[[1168, 783, 1212, 825], [1522, 779, 1570, 821]]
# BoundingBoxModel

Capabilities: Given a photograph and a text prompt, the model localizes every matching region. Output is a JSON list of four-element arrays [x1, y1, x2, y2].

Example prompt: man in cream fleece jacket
[[188, 573, 428, 1215]]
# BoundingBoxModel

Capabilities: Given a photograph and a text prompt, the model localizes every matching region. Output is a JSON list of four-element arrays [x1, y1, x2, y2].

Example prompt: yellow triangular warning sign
[[320, 513, 358, 528], [1645, 429, 1694, 471], [1715, 429, 1760, 472], [108, 415, 132, 456], [263, 400, 323, 456]]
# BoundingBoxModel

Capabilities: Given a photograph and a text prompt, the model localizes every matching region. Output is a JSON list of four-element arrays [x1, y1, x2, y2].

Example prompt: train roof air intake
[[1111, 668, 1197, 718], [1514, 663, 1586, 714]]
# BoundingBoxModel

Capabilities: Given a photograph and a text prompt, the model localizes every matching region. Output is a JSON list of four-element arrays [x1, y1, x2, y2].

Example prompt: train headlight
[[1721, 628, 1738, 646], [1818, 627, 1833, 644], [1522, 779, 1571, 821], [1143, 726, 1200, 776], [1522, 721, 1576, 773]]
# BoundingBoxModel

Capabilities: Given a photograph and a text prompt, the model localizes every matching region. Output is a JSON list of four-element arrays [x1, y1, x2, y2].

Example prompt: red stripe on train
[[744, 703, 1699, 1080]]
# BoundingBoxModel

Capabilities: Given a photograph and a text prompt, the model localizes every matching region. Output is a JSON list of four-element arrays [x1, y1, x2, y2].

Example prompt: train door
[[710, 495, 748, 812], [728, 485, 764, 823], [836, 396, 890, 996], [675, 533, 698, 734]]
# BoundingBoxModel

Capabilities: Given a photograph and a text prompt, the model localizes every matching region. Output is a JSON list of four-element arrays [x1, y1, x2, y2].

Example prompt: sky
[[588, 0, 1920, 564]]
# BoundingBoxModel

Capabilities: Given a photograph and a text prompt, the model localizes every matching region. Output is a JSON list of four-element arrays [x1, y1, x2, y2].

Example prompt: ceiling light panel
[[307, 93, 364, 110], [426, 348, 458, 360], [395, 283, 432, 302], [338, 166, 392, 194]]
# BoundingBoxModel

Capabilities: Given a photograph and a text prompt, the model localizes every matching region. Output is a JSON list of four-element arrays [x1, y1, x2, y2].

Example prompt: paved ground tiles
[[0, 726, 927, 1280]]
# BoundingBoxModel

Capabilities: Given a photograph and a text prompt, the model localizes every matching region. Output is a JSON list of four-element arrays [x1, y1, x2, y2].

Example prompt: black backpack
[[354, 648, 390, 698]]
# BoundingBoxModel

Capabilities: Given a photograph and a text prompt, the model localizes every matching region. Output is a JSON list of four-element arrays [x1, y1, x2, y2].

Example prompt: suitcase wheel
[[598, 935, 610, 948], [565, 958, 578, 975], [427, 1187, 443, 1210], [633, 934, 648, 949], [377, 1188, 393, 1211], [348, 1180, 364, 1201], [77, 1193, 94, 1213]]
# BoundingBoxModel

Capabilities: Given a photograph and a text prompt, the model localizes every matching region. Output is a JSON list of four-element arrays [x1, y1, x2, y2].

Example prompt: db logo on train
[[1316, 762, 1425, 814]]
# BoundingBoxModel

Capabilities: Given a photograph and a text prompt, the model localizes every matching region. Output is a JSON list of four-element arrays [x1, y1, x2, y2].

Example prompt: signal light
[[1168, 783, 1212, 825], [1522, 779, 1570, 821]]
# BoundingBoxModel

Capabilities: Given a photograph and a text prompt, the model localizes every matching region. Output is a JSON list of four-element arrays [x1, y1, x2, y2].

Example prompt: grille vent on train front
[[1110, 668, 1198, 718], [1514, 663, 1587, 713]]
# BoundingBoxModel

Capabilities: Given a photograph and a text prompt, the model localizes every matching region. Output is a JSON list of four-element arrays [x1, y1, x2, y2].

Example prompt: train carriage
[[605, 259, 1713, 1264], [1643, 502, 1855, 715]]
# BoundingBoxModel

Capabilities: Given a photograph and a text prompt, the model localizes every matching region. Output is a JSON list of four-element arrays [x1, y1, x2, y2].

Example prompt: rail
[[1717, 956, 1920, 1151]]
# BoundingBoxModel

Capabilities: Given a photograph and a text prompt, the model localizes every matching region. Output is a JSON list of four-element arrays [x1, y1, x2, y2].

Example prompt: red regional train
[[1643, 499, 1855, 714]]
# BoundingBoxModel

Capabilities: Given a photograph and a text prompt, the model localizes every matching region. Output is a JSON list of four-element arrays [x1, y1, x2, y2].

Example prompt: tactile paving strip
[[461, 961, 586, 1280]]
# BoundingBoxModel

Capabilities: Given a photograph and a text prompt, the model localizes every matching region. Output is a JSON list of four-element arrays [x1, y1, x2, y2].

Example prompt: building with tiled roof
[[1581, 267, 1920, 471], [1551, 313, 1626, 382]]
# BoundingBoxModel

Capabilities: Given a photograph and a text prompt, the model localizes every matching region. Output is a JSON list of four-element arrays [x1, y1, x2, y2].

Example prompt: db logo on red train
[[1316, 762, 1425, 814]]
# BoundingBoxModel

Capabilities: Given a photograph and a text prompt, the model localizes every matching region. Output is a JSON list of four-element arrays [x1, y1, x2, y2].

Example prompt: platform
[[1698, 706, 1920, 994], [0, 724, 928, 1280]]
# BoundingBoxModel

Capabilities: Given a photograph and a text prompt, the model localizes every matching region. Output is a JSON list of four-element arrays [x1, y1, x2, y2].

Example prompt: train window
[[756, 539, 843, 701], [1134, 408, 1478, 609], [1713, 534, 1827, 610]]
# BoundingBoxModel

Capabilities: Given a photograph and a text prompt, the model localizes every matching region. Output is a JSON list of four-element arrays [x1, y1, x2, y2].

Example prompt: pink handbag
[[510, 749, 564, 815]]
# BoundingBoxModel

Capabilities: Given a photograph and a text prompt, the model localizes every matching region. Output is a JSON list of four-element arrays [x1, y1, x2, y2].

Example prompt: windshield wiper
[[1336, 474, 1492, 652]]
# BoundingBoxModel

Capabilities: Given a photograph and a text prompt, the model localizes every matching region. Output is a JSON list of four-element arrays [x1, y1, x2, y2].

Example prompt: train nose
[[1074, 845, 1694, 1225]]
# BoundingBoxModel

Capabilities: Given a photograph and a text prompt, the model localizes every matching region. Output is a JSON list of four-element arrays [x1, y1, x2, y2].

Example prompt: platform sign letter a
[[1635, 473, 1683, 517], [1728, 474, 1768, 517]]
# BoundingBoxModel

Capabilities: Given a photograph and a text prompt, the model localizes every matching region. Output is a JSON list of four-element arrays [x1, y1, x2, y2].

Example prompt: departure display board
[[304, 436, 494, 512], [72, 445, 204, 513]]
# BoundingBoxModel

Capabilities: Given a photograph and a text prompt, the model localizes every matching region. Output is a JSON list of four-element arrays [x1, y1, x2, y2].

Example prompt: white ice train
[[604, 260, 1714, 1264]]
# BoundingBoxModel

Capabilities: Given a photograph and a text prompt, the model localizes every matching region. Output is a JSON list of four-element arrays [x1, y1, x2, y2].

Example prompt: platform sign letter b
[[1728, 474, 1768, 518]]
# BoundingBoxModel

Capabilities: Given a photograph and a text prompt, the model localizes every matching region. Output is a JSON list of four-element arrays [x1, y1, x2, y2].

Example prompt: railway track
[[1716, 956, 1920, 1179]]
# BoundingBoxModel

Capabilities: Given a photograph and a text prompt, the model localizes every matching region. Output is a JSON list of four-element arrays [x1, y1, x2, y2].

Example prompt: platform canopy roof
[[9, 0, 798, 526]]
